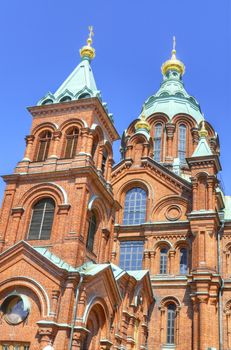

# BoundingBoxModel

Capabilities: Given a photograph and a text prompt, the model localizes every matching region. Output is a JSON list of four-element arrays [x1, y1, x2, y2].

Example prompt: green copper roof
[[37, 57, 101, 106], [142, 70, 204, 124], [34, 247, 77, 272], [191, 136, 212, 157]]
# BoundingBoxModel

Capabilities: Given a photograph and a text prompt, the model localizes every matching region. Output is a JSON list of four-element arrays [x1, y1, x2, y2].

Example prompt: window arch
[[28, 198, 55, 240], [167, 304, 176, 344], [178, 124, 186, 163], [36, 130, 52, 161], [123, 187, 147, 225], [179, 248, 188, 274], [86, 211, 97, 251], [160, 248, 168, 274], [153, 123, 162, 162], [64, 127, 79, 159]]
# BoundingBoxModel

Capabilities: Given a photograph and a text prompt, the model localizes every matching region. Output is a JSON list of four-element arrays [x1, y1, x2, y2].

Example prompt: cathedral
[[0, 28, 231, 350]]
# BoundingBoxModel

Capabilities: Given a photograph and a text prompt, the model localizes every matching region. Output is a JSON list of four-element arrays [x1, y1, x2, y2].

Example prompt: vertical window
[[37, 131, 52, 161], [101, 149, 108, 175], [64, 127, 79, 158], [86, 212, 97, 252], [120, 241, 144, 270], [180, 248, 188, 274], [153, 123, 162, 162], [160, 248, 168, 274], [178, 124, 186, 163], [28, 198, 55, 240], [123, 188, 146, 225], [167, 304, 176, 344]]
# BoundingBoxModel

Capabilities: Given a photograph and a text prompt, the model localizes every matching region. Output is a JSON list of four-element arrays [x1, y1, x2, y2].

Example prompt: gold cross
[[173, 36, 176, 51], [88, 26, 94, 40]]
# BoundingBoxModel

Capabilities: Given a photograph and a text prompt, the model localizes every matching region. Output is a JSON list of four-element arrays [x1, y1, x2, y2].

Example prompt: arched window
[[28, 198, 55, 240], [160, 248, 168, 274], [101, 149, 108, 175], [64, 127, 79, 158], [180, 248, 188, 274], [167, 304, 176, 344], [153, 123, 162, 162], [86, 211, 97, 251], [123, 188, 146, 225], [37, 131, 52, 161], [178, 124, 186, 163]]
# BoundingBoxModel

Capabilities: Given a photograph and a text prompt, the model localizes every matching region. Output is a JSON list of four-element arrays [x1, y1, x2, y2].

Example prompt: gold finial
[[161, 36, 185, 76], [80, 26, 96, 60], [135, 106, 151, 133], [199, 120, 208, 138]]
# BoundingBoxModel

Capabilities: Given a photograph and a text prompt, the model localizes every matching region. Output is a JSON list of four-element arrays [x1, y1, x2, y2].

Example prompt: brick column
[[38, 328, 54, 349], [143, 143, 149, 157], [80, 128, 89, 154], [192, 180, 198, 211], [106, 158, 114, 183], [23, 135, 35, 161], [191, 296, 199, 350], [143, 250, 150, 270], [226, 311, 231, 349], [191, 128, 199, 147], [198, 295, 209, 350], [169, 249, 175, 274], [86, 131, 94, 155], [11, 207, 24, 243], [166, 123, 175, 160], [97, 145, 104, 171], [150, 251, 156, 275], [126, 145, 133, 159], [48, 131, 61, 159], [50, 290, 60, 319], [159, 306, 165, 344]]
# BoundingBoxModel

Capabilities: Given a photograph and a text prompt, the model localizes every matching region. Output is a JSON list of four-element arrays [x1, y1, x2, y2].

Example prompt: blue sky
[[0, 0, 230, 198]]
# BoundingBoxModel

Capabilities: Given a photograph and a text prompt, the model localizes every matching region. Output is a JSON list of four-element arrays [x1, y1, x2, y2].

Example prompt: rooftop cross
[[173, 36, 176, 51]]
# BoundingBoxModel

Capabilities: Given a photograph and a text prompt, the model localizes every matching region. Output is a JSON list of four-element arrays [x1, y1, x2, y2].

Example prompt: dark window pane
[[154, 123, 162, 162], [28, 198, 55, 240], [178, 124, 186, 163], [180, 248, 188, 274], [167, 304, 176, 344], [86, 212, 97, 251]]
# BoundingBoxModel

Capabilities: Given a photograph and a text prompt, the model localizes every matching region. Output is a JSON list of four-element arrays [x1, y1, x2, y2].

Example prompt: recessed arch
[[0, 276, 50, 318], [18, 182, 68, 207], [31, 122, 58, 136]]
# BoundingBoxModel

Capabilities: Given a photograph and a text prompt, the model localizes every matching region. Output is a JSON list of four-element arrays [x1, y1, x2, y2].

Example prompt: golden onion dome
[[199, 121, 208, 138], [135, 114, 151, 132], [161, 36, 185, 76], [80, 26, 95, 60]]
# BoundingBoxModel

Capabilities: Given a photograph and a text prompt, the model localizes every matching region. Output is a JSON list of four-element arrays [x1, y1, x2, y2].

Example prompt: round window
[[1, 295, 30, 324]]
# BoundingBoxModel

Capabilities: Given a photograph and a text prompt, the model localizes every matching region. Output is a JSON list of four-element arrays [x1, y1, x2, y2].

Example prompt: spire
[[161, 36, 185, 76], [79, 26, 96, 61], [37, 26, 100, 105], [191, 121, 212, 157]]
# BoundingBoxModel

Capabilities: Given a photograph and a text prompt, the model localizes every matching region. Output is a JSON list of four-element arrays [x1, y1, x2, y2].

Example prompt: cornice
[[28, 98, 120, 142], [2, 166, 115, 204]]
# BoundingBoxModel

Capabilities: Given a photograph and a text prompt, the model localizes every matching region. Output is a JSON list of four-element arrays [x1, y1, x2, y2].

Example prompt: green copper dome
[[142, 69, 204, 124]]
